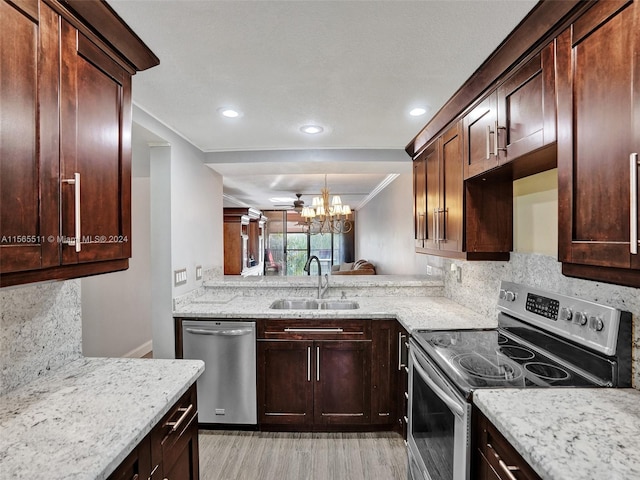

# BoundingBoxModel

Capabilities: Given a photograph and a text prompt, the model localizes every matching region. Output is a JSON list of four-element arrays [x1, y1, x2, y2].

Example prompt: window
[[263, 210, 354, 276]]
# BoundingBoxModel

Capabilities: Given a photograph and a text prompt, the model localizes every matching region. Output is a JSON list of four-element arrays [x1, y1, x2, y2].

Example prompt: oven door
[[408, 340, 471, 480]]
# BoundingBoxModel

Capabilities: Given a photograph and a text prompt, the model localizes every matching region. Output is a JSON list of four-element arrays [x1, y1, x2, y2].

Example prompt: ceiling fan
[[273, 193, 305, 212]]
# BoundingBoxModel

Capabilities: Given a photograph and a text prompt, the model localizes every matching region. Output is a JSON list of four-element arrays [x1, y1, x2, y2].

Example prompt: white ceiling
[[109, 0, 537, 210]]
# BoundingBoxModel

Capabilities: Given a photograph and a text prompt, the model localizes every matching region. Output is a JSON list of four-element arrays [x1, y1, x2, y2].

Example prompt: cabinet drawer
[[473, 408, 541, 480], [259, 319, 370, 340], [151, 384, 198, 477]]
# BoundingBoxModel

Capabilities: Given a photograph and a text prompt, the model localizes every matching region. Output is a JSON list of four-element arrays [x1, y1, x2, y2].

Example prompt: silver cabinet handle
[[398, 332, 406, 371], [432, 209, 437, 244], [185, 328, 253, 336], [488, 443, 519, 480], [284, 328, 343, 333], [307, 346, 311, 382], [316, 346, 320, 381], [494, 120, 499, 157], [486, 124, 491, 160], [165, 404, 194, 432], [631, 153, 639, 255], [63, 173, 81, 252]]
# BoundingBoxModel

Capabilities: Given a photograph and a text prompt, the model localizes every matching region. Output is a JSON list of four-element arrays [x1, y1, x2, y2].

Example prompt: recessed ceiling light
[[218, 107, 242, 118], [300, 125, 324, 135], [409, 107, 427, 117]]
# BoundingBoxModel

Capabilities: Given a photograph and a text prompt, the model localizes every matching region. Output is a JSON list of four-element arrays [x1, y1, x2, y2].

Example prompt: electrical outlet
[[426, 265, 432, 275], [196, 265, 203, 281], [174, 268, 187, 286]]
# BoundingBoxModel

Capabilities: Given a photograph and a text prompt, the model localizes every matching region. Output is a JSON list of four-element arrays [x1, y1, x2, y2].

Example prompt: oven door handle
[[412, 354, 465, 419]]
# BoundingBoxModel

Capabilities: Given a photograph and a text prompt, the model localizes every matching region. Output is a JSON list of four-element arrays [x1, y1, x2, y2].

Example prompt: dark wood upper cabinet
[[414, 122, 511, 260], [413, 155, 427, 249], [0, 0, 157, 288], [557, 0, 640, 287], [497, 43, 556, 166], [60, 24, 131, 265], [463, 41, 557, 180], [0, 1, 60, 274], [463, 93, 498, 179]]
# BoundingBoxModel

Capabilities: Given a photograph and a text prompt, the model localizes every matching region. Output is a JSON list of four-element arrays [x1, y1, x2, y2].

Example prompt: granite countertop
[[174, 294, 497, 332], [474, 389, 640, 480], [202, 274, 442, 288], [0, 357, 204, 480]]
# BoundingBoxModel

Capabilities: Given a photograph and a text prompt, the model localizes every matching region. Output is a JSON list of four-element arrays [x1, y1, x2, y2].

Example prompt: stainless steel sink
[[318, 300, 359, 310], [269, 299, 359, 310], [270, 299, 319, 310]]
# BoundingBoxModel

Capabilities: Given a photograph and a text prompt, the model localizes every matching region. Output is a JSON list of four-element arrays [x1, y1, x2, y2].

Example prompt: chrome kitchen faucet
[[303, 255, 329, 299]]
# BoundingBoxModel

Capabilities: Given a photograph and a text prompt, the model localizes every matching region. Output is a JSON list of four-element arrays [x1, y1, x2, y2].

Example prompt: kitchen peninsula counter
[[0, 357, 204, 479], [474, 388, 640, 480], [174, 275, 496, 332]]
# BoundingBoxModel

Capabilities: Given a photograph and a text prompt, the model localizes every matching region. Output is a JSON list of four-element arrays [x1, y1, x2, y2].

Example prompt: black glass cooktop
[[412, 328, 599, 397]]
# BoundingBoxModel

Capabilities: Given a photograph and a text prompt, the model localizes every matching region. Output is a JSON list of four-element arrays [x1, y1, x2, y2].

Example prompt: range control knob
[[505, 291, 517, 302], [499, 289, 507, 300], [589, 315, 605, 332], [559, 307, 573, 322], [574, 311, 588, 326]]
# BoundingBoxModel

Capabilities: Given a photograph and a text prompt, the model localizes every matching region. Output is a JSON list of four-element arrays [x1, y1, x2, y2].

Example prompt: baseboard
[[124, 340, 153, 359]]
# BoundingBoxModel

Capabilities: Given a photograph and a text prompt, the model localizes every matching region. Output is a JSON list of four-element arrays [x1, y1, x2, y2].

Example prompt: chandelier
[[300, 175, 353, 235]]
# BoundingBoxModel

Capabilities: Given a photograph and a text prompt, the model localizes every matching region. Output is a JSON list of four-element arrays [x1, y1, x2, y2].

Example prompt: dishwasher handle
[[185, 327, 254, 336]]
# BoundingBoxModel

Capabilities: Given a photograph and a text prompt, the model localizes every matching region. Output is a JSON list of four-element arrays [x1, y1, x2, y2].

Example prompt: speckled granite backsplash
[[439, 253, 640, 390], [0, 280, 82, 395]]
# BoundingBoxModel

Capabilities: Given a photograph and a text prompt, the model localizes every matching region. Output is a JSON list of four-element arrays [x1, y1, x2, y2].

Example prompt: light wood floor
[[198, 430, 408, 480]]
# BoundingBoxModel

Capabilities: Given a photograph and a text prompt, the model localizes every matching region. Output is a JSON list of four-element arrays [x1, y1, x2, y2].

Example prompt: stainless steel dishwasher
[[182, 320, 257, 425]]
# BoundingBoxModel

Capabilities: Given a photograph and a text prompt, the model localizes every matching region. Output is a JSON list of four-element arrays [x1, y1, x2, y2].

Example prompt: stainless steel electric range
[[407, 280, 633, 480]]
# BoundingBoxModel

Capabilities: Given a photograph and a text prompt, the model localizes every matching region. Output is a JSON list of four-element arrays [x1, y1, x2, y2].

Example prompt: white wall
[[513, 169, 558, 256], [81, 126, 155, 358], [81, 177, 152, 357], [356, 173, 428, 274], [134, 106, 223, 358]]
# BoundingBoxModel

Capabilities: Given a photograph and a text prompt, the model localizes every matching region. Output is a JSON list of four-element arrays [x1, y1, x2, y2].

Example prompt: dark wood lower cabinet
[[258, 340, 314, 426], [257, 319, 401, 432], [473, 407, 541, 480], [108, 384, 199, 480], [314, 340, 371, 425]]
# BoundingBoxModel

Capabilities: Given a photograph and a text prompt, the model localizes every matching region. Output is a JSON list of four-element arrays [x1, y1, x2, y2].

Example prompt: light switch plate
[[174, 268, 187, 286]]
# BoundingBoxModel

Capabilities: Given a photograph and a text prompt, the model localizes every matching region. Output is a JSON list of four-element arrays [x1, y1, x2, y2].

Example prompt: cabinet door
[[0, 0, 60, 273], [223, 221, 242, 274], [396, 325, 409, 438], [314, 340, 371, 425], [370, 320, 397, 425], [497, 42, 556, 164], [413, 156, 427, 249], [257, 340, 314, 426], [463, 92, 498, 179], [107, 436, 151, 480], [557, 0, 640, 278], [439, 123, 464, 254], [60, 21, 131, 265], [424, 140, 441, 251]]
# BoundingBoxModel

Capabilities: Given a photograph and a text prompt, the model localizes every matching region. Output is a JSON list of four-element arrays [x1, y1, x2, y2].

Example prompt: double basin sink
[[270, 299, 359, 310]]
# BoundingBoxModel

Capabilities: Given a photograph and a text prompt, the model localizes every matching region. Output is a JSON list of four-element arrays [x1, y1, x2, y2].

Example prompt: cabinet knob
[[573, 311, 588, 326], [589, 315, 604, 332], [559, 307, 573, 321]]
